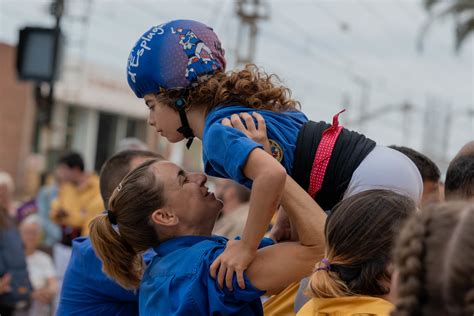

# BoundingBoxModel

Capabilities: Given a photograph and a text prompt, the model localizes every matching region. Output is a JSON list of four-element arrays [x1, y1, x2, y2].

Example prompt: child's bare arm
[[210, 148, 286, 290], [210, 112, 285, 290]]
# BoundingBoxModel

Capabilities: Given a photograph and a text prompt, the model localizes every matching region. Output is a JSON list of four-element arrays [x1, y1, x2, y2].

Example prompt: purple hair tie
[[315, 258, 331, 272]]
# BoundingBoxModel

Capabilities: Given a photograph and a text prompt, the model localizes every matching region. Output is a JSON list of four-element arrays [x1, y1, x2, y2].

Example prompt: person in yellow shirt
[[50, 152, 103, 244], [49, 152, 104, 310], [297, 190, 416, 316]]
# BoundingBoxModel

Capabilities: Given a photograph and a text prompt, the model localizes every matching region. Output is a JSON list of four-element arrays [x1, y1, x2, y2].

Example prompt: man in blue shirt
[[56, 150, 163, 315]]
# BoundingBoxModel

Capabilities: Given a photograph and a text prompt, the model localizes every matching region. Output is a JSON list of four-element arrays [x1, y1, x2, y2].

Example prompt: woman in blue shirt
[[89, 158, 326, 315]]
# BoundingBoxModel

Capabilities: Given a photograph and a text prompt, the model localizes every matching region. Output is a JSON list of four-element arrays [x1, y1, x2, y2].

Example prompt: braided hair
[[392, 202, 474, 316]]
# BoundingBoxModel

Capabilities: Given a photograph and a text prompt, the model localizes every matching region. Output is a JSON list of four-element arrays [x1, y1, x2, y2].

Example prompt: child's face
[[144, 93, 184, 143]]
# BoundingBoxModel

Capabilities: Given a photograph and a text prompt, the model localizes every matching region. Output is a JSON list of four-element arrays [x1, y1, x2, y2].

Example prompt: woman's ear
[[150, 208, 179, 227]]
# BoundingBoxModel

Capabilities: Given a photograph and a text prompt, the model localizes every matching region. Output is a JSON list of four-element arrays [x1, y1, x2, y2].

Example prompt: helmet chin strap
[[175, 98, 194, 149]]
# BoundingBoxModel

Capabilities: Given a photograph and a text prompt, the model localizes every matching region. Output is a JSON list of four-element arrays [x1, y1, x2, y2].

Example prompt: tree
[[420, 0, 474, 52]]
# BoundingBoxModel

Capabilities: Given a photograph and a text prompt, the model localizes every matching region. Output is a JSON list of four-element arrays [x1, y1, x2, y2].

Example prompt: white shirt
[[26, 250, 56, 289]]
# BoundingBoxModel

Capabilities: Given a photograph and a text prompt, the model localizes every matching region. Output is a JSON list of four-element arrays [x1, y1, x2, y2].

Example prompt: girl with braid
[[296, 190, 416, 315], [392, 202, 474, 316]]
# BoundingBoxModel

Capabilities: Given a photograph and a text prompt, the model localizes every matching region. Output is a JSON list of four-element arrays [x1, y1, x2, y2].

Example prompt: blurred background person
[[50, 152, 103, 243], [19, 214, 57, 316], [445, 140, 474, 201], [389, 145, 443, 206], [212, 178, 251, 239], [0, 172, 16, 217], [453, 140, 474, 159], [445, 153, 474, 201], [49, 152, 102, 311], [36, 171, 62, 250], [0, 203, 31, 316]]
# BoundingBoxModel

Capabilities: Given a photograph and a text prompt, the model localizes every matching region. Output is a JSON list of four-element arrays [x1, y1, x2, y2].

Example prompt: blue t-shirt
[[203, 105, 308, 187], [57, 237, 155, 316], [139, 235, 274, 316]]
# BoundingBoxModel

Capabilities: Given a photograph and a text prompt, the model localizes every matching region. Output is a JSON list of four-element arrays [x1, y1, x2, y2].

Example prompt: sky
[[1, 0, 473, 170]]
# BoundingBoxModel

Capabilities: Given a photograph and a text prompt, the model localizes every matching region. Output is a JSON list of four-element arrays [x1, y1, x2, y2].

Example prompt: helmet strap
[[175, 97, 195, 149]]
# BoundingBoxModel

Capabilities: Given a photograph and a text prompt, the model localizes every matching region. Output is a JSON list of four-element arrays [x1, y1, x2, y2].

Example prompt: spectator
[[0, 204, 32, 316], [445, 147, 474, 201], [50, 152, 103, 241], [212, 179, 250, 239], [297, 190, 416, 315], [36, 171, 61, 248], [57, 149, 162, 315], [0, 172, 15, 216], [454, 140, 474, 158], [49, 152, 103, 311], [389, 145, 443, 206], [19, 214, 58, 316], [391, 202, 474, 315]]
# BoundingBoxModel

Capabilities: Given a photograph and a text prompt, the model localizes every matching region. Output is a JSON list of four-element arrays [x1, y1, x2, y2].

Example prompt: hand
[[210, 240, 257, 291], [32, 288, 54, 304], [55, 208, 69, 220], [222, 112, 272, 154], [0, 274, 11, 294]]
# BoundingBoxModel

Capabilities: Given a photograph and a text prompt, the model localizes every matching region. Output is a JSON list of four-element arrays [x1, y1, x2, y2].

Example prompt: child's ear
[[151, 209, 179, 226]]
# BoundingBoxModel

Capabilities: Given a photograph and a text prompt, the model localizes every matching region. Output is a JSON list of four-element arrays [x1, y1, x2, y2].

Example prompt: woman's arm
[[246, 176, 326, 295]]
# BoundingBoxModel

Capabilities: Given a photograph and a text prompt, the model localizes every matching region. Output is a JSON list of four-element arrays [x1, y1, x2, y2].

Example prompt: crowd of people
[[0, 19, 473, 316]]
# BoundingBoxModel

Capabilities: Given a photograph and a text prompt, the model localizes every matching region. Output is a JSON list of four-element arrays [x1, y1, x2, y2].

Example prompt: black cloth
[[292, 120, 376, 211]]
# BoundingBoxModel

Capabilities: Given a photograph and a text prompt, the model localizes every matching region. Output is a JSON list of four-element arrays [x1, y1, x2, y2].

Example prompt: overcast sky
[[1, 0, 472, 170]]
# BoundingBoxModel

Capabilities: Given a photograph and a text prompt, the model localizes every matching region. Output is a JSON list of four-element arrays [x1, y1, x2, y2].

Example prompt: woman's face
[[20, 222, 41, 252], [144, 93, 185, 143], [151, 161, 223, 228]]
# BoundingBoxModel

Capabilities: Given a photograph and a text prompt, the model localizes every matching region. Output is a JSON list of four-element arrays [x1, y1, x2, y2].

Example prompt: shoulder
[[146, 238, 226, 279], [71, 237, 94, 254], [68, 237, 101, 269]]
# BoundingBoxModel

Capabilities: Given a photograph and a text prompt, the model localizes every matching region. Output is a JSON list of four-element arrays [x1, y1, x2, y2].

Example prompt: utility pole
[[401, 101, 414, 145], [352, 74, 370, 133], [44, 0, 65, 126], [63, 0, 93, 102], [235, 0, 269, 67]]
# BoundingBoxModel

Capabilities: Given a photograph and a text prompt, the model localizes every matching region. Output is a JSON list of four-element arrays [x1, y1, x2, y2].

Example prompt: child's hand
[[222, 112, 272, 154], [210, 239, 257, 291]]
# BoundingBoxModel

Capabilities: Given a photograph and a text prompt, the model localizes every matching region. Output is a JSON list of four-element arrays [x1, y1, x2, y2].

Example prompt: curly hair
[[392, 202, 474, 316], [157, 64, 300, 114]]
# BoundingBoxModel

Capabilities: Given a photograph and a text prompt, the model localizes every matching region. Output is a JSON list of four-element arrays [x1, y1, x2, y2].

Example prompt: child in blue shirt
[[126, 19, 423, 290]]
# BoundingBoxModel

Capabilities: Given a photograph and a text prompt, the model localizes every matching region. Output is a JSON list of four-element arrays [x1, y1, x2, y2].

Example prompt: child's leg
[[343, 146, 423, 204]]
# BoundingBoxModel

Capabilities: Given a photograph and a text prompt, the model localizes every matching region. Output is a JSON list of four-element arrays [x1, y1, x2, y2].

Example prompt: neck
[[75, 172, 89, 187], [25, 248, 35, 256], [186, 107, 207, 140], [222, 199, 240, 215]]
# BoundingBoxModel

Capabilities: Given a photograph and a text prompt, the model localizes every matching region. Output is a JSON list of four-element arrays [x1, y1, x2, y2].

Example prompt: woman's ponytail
[[89, 214, 144, 289]]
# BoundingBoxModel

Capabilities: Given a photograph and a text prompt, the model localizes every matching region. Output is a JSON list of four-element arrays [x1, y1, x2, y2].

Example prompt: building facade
[[0, 42, 203, 198]]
